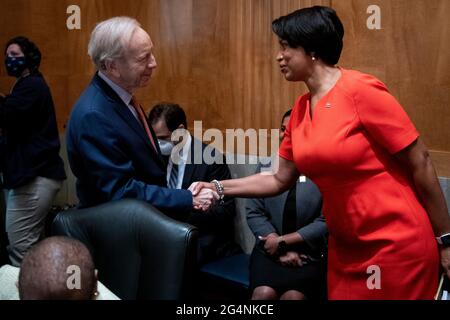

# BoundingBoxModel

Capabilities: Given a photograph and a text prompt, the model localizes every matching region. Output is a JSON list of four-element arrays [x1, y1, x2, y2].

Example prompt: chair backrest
[[52, 199, 198, 300], [227, 153, 270, 254]]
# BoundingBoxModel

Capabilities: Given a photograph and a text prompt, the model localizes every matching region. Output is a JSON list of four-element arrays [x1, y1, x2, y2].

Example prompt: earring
[[312, 56, 316, 61]]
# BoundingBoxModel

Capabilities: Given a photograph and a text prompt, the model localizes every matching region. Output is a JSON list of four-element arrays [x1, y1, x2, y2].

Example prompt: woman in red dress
[[191, 6, 450, 299]]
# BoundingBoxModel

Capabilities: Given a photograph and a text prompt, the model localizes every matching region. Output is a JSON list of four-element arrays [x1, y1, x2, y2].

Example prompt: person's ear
[[105, 59, 120, 77], [92, 269, 99, 300]]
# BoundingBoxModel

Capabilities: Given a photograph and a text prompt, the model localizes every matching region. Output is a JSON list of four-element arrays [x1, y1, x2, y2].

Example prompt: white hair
[[88, 16, 141, 70]]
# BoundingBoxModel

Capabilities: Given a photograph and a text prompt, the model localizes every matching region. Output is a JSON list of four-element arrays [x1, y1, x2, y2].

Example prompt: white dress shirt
[[97, 71, 139, 121]]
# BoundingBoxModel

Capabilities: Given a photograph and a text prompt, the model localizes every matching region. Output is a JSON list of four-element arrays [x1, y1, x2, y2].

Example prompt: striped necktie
[[168, 163, 179, 189]]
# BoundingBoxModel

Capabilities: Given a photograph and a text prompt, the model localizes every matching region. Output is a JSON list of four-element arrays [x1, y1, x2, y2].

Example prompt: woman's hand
[[440, 247, 450, 279], [278, 251, 309, 267], [259, 234, 279, 256], [190, 185, 219, 211]]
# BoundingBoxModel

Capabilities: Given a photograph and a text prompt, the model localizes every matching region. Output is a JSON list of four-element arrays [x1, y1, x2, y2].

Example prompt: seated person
[[149, 103, 241, 264], [0, 236, 119, 300], [246, 110, 328, 300]]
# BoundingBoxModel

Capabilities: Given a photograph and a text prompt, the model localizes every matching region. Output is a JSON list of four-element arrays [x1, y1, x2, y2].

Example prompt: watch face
[[278, 240, 287, 254], [442, 235, 450, 246]]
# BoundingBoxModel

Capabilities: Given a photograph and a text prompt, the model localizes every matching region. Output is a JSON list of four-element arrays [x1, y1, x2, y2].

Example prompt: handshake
[[188, 181, 222, 212]]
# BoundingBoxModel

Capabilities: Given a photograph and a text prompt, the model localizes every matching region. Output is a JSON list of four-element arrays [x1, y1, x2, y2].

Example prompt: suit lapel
[[182, 137, 197, 189], [93, 74, 166, 169]]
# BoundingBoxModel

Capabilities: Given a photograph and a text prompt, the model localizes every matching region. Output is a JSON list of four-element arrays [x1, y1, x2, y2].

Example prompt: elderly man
[[66, 17, 217, 213]]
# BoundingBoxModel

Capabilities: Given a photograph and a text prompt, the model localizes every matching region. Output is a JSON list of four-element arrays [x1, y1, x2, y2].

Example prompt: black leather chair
[[52, 199, 198, 300]]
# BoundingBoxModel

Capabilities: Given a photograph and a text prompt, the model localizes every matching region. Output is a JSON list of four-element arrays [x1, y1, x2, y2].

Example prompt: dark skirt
[[249, 247, 327, 300]]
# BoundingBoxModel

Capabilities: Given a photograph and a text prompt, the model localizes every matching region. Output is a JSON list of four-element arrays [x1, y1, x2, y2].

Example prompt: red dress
[[279, 68, 439, 299]]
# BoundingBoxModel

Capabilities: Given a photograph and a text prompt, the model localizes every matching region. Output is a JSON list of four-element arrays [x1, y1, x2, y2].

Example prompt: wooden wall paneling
[[386, 0, 450, 153], [0, 0, 448, 174], [332, 0, 450, 175]]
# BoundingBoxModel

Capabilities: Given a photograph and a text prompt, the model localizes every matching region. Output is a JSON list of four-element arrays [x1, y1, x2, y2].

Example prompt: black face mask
[[5, 56, 27, 78]]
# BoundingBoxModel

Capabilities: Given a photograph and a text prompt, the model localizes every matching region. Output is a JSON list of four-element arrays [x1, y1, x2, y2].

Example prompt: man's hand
[[188, 181, 216, 196], [191, 186, 219, 212], [278, 251, 309, 267], [440, 247, 450, 279]]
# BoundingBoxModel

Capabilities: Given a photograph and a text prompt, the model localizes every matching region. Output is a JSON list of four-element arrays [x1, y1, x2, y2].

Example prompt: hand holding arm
[[259, 232, 304, 257], [278, 251, 309, 267], [258, 233, 279, 256]]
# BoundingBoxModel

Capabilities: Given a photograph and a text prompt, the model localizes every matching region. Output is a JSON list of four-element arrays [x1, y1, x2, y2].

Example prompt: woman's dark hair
[[5, 36, 42, 73], [282, 109, 292, 122], [272, 6, 344, 65], [148, 103, 188, 132]]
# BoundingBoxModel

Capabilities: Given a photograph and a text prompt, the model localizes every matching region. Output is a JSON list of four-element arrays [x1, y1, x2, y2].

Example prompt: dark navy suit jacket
[[66, 74, 192, 211]]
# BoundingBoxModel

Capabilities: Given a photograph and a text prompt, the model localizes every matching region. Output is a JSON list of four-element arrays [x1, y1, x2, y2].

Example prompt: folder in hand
[[435, 274, 450, 300]]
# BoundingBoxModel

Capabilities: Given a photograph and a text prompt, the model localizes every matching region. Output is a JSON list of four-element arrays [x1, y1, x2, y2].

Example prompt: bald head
[[19, 236, 96, 300]]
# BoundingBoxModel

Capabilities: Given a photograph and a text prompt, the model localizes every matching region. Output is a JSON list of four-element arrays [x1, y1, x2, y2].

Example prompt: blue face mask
[[5, 56, 27, 78]]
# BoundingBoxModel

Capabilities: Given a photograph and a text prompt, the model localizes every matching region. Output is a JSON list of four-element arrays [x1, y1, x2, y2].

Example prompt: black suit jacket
[[0, 73, 66, 189], [181, 137, 241, 263]]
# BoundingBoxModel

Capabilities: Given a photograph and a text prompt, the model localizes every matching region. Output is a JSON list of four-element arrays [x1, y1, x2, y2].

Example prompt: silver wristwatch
[[436, 233, 450, 247]]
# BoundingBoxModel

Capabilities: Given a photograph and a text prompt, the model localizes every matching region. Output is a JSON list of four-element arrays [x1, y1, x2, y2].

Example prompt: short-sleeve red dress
[[279, 68, 439, 299]]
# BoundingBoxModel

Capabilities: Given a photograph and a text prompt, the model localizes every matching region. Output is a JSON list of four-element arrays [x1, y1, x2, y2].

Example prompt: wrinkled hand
[[191, 185, 219, 212], [188, 181, 216, 196], [259, 234, 279, 256], [279, 251, 309, 267], [441, 247, 450, 280]]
